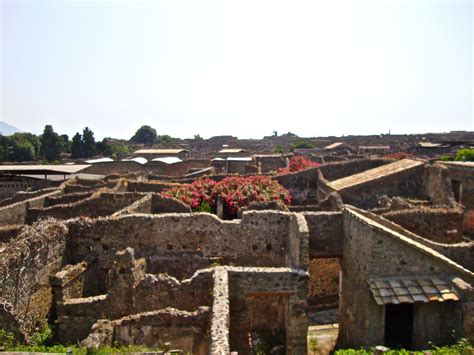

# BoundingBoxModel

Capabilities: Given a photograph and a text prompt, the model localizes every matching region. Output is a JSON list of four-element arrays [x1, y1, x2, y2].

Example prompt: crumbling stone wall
[[382, 207, 464, 244], [227, 267, 308, 354], [303, 211, 343, 258], [56, 249, 213, 344], [44, 192, 93, 207], [27, 192, 145, 223], [82, 307, 210, 353], [0, 219, 69, 340], [0, 189, 62, 226], [354, 207, 474, 271], [338, 207, 473, 349], [66, 211, 299, 276], [275, 167, 319, 205]]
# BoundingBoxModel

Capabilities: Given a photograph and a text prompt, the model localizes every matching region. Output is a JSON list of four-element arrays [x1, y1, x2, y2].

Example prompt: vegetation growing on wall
[[278, 156, 320, 174], [163, 176, 291, 219]]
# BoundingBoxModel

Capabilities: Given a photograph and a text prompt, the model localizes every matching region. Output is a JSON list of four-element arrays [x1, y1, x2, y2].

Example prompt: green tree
[[110, 142, 129, 159], [96, 138, 112, 156], [59, 134, 71, 154], [0, 136, 9, 161], [156, 134, 173, 145], [71, 132, 83, 159], [82, 127, 96, 158], [130, 125, 157, 145], [194, 134, 203, 141], [289, 141, 314, 151], [455, 148, 474, 162], [9, 135, 36, 161], [39, 125, 60, 162]]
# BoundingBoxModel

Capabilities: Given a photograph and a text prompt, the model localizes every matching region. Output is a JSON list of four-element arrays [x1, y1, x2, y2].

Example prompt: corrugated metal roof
[[0, 164, 91, 174], [368, 277, 459, 305], [133, 149, 188, 154], [327, 159, 424, 191], [227, 157, 252, 161]]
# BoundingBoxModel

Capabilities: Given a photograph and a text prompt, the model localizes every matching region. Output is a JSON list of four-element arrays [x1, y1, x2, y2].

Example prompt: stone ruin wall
[[318, 158, 392, 182], [338, 165, 426, 209], [26, 192, 146, 224], [0, 219, 69, 340], [339, 207, 474, 349], [0, 189, 62, 226], [381, 207, 465, 243], [66, 211, 298, 278]]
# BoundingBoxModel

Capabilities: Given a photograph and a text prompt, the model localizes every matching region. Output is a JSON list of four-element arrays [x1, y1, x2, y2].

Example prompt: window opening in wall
[[384, 303, 414, 349], [451, 180, 462, 203]]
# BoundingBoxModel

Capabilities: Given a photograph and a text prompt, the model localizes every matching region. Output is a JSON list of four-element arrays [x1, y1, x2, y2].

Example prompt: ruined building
[[0, 158, 472, 353]]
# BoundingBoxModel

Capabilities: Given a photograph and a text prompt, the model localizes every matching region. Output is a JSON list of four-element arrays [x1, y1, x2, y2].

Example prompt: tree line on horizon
[[0, 125, 177, 163]]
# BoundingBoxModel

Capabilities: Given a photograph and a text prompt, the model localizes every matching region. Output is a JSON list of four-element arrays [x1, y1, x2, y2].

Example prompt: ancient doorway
[[247, 293, 289, 354], [384, 303, 414, 349], [452, 180, 462, 203]]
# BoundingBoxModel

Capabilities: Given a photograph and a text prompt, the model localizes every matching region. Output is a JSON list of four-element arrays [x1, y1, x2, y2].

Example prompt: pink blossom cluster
[[278, 156, 320, 174], [163, 175, 291, 219]]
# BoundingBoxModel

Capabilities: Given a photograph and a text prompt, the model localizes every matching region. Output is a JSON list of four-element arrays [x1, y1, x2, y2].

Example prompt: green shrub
[[455, 148, 474, 162]]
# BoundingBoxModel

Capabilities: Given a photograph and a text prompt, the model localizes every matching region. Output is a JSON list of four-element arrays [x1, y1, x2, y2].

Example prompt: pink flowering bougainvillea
[[278, 156, 320, 174], [162, 175, 291, 219]]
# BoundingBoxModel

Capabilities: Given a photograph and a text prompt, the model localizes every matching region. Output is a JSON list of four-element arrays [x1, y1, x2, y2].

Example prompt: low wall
[[27, 192, 144, 223], [44, 192, 93, 207], [382, 207, 464, 244], [81, 307, 210, 353], [0, 189, 62, 226], [0, 219, 69, 339]]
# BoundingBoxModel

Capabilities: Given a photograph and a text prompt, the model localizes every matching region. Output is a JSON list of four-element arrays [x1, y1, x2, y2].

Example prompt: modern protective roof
[[151, 157, 183, 164], [133, 149, 188, 154], [218, 148, 247, 154], [324, 142, 344, 150], [418, 142, 444, 148], [327, 158, 424, 191], [226, 157, 253, 161], [368, 277, 459, 305], [358, 145, 391, 150], [121, 157, 148, 164], [0, 164, 91, 175], [85, 157, 114, 163]]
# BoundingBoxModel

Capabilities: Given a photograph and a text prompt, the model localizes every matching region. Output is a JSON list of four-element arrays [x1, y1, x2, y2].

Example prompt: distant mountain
[[0, 121, 21, 135]]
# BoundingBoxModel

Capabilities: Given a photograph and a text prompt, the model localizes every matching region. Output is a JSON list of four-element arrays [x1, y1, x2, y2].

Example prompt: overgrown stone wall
[[0, 219, 69, 340]]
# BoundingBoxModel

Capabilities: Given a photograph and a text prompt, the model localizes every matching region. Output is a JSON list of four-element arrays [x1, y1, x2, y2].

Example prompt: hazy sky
[[1, 0, 473, 140]]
